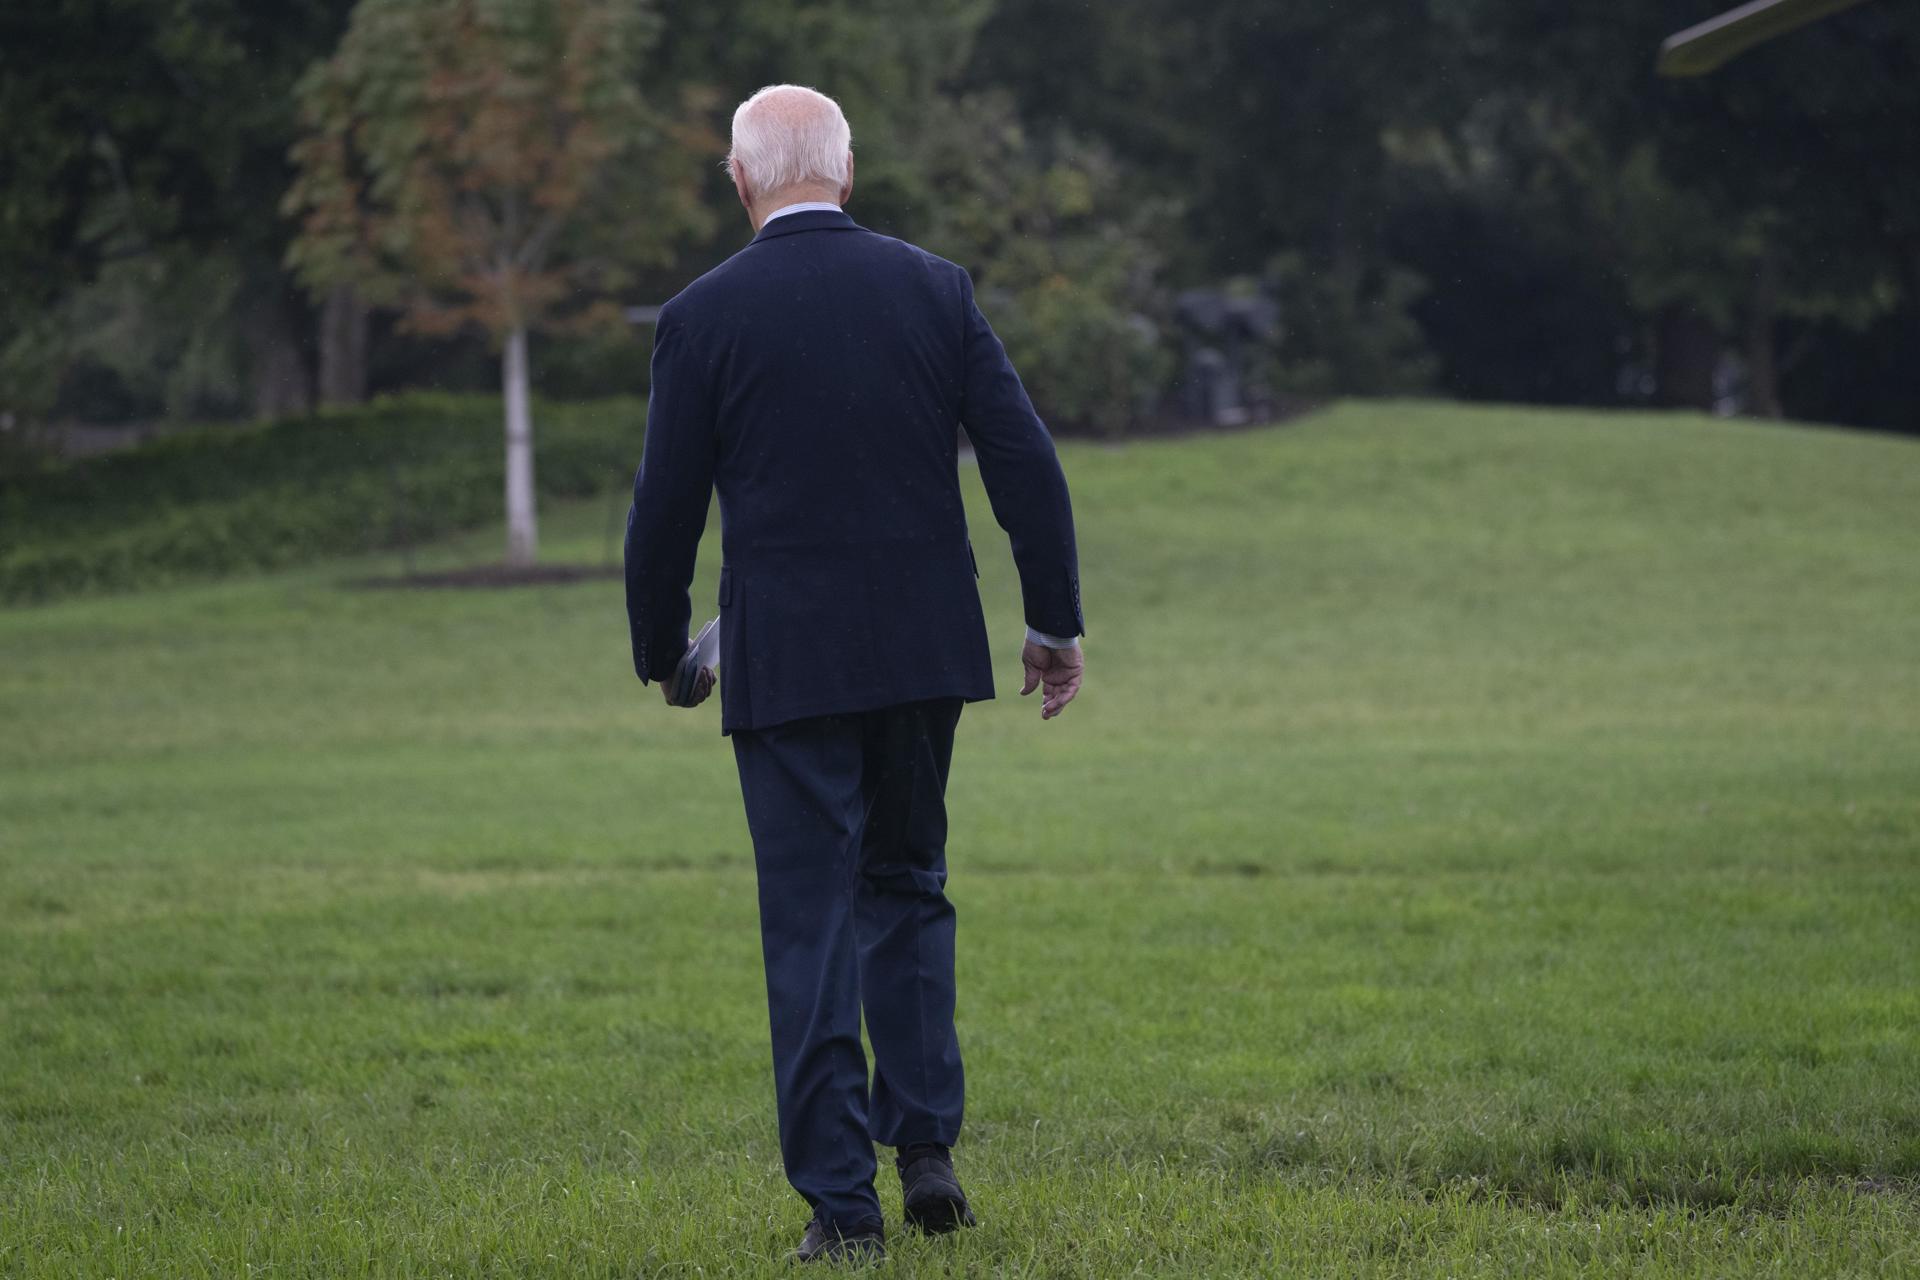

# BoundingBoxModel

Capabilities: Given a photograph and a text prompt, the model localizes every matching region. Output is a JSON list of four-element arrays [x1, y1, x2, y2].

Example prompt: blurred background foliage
[[1, 0, 1917, 450]]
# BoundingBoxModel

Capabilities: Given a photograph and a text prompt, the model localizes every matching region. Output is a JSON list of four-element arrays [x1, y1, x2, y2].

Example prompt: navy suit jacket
[[624, 207, 1083, 734]]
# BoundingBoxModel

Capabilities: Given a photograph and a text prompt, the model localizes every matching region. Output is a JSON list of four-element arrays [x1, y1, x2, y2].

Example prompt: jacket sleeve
[[624, 305, 717, 685], [956, 268, 1084, 640]]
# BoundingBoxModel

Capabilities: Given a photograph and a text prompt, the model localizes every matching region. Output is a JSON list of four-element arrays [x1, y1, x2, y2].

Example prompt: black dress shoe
[[896, 1143, 976, 1234], [791, 1216, 886, 1264]]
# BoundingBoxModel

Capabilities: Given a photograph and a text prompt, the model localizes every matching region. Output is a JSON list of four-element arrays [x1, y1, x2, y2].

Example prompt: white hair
[[725, 84, 852, 195]]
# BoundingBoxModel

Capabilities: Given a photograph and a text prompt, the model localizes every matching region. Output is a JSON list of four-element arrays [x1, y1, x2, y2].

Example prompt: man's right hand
[[662, 664, 715, 708], [661, 638, 716, 708], [1020, 640, 1084, 720]]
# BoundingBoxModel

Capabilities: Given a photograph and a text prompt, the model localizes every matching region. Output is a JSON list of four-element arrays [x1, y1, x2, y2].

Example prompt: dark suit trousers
[[729, 697, 967, 1229]]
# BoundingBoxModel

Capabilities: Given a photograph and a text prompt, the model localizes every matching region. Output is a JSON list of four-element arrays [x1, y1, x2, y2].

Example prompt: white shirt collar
[[762, 201, 845, 227]]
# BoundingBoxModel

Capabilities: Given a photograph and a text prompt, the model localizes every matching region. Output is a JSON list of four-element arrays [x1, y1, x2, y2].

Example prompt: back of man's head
[[726, 84, 853, 197]]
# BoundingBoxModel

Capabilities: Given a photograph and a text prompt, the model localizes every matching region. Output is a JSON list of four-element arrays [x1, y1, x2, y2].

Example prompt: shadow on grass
[[347, 564, 621, 589]]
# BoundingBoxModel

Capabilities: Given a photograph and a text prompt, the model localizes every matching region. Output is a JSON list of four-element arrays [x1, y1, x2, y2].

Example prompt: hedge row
[[0, 394, 644, 605]]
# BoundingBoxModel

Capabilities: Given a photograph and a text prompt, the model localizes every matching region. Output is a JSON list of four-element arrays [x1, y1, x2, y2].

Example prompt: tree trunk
[[503, 324, 538, 568], [1745, 251, 1782, 420], [317, 284, 369, 407], [250, 286, 314, 420], [1654, 302, 1718, 411]]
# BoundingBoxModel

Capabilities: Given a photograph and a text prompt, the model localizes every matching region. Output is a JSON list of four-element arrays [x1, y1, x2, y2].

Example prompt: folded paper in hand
[[669, 616, 720, 705]]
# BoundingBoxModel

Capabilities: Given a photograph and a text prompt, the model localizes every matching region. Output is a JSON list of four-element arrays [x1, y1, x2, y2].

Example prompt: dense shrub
[[910, 91, 1177, 436], [0, 394, 643, 604], [986, 275, 1173, 437], [1261, 251, 1437, 398]]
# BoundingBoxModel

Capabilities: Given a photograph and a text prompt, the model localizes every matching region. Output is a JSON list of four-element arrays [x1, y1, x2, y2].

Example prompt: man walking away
[[624, 83, 1085, 1264]]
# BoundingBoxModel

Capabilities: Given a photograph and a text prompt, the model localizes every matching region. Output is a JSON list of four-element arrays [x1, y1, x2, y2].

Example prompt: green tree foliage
[[649, 0, 1177, 431], [1425, 0, 1920, 412], [652, 0, 995, 230], [285, 0, 710, 337], [5, 0, 1918, 438], [975, 0, 1919, 420], [972, 0, 1437, 270], [1262, 251, 1436, 397], [970, 0, 1446, 401], [912, 92, 1177, 432], [284, 0, 713, 563], [0, 0, 353, 423]]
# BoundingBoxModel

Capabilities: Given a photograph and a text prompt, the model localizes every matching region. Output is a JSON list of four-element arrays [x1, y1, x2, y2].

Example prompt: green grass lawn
[[3, 400, 1918, 1277]]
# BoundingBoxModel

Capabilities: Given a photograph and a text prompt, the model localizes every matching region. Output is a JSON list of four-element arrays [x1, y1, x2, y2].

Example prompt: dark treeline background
[[3, 0, 1916, 444]]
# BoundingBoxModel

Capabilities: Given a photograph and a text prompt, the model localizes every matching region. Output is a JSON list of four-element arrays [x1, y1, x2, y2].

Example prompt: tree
[[967, 0, 1448, 406], [285, 0, 711, 567], [645, 0, 1187, 431], [0, 0, 354, 427], [1429, 0, 1920, 416]]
